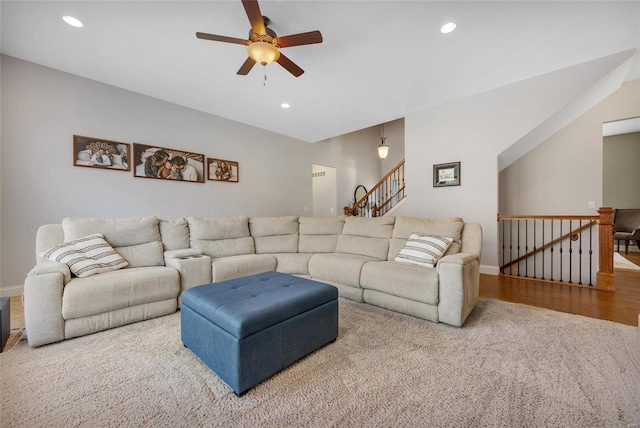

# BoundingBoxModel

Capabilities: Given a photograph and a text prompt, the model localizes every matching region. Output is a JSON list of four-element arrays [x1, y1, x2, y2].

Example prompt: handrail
[[500, 221, 596, 271], [344, 159, 405, 217], [497, 208, 614, 290]]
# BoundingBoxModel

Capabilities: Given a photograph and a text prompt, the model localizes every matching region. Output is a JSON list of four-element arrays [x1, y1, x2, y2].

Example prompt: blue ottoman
[[180, 271, 338, 396]]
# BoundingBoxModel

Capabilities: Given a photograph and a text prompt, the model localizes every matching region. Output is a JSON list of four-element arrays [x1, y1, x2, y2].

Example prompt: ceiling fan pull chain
[[263, 66, 267, 86]]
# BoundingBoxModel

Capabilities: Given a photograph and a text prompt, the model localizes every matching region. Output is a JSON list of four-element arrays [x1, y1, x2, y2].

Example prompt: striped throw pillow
[[394, 232, 453, 268], [40, 233, 128, 278]]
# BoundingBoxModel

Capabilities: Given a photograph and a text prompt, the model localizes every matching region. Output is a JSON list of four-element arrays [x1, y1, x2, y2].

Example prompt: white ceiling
[[2, 1, 639, 143]]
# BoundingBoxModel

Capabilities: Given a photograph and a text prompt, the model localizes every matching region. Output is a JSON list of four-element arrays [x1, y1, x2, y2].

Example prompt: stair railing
[[497, 207, 614, 290], [344, 160, 405, 217]]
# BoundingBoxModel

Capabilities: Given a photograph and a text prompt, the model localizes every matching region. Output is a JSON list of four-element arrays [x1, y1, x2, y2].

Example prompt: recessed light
[[63, 16, 83, 28], [440, 22, 456, 34], [281, 103, 290, 109]]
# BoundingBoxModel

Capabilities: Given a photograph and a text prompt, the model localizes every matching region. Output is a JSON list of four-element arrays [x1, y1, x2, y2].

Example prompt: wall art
[[73, 135, 130, 171], [133, 143, 205, 183], [433, 161, 461, 187], [207, 158, 239, 183]]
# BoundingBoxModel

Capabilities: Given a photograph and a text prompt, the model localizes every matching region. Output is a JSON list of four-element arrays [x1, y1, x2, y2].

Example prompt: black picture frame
[[433, 162, 461, 187]]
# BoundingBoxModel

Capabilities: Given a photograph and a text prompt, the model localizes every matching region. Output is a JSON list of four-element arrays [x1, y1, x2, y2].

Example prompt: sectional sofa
[[24, 215, 482, 347]]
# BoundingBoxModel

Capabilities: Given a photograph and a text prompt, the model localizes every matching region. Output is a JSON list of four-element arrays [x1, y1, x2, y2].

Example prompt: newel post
[[597, 207, 615, 291]]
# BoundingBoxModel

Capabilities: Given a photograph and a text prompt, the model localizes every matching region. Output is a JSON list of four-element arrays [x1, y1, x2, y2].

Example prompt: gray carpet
[[1, 298, 639, 427]]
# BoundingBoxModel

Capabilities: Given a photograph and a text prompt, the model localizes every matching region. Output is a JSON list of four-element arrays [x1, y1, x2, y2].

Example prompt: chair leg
[[617, 240, 620, 253], [624, 240, 629, 254]]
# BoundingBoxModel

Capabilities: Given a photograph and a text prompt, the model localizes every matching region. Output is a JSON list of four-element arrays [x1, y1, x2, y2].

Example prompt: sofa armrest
[[165, 254, 212, 306], [436, 253, 480, 327], [24, 271, 66, 347], [164, 248, 204, 260], [28, 260, 71, 285]]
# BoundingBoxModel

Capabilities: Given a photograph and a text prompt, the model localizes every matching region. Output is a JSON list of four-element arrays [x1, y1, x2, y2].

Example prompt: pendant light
[[377, 123, 389, 159]]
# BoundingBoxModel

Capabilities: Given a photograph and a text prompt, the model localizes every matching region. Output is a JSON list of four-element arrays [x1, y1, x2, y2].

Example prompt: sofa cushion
[[61, 266, 179, 319], [361, 261, 439, 305], [159, 218, 190, 250], [298, 216, 345, 253], [40, 233, 128, 278], [188, 216, 249, 240], [62, 217, 164, 267], [115, 241, 165, 268], [211, 254, 277, 282], [62, 217, 161, 247], [389, 216, 464, 260], [335, 235, 390, 260], [394, 233, 453, 268], [273, 253, 312, 275], [334, 216, 395, 260], [249, 216, 299, 254], [342, 216, 396, 239], [188, 216, 255, 258], [308, 253, 376, 288]]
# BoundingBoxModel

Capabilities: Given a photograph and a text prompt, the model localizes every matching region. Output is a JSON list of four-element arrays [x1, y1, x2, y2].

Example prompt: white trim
[[1, 285, 24, 297], [480, 265, 500, 275]]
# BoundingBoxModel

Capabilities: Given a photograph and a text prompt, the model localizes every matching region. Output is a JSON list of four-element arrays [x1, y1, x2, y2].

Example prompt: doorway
[[312, 164, 337, 217]]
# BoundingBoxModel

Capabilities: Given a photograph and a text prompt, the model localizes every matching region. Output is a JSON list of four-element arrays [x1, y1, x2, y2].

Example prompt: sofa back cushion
[[298, 216, 345, 253], [159, 218, 190, 251], [389, 216, 464, 260], [62, 217, 164, 267], [188, 216, 254, 258], [335, 216, 395, 260], [249, 216, 299, 254]]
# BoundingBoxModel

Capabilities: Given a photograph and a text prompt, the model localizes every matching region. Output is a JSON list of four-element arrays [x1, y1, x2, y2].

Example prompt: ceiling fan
[[196, 0, 323, 77]]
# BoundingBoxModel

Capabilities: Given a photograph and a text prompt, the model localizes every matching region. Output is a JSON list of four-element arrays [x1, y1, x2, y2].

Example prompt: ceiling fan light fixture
[[247, 42, 280, 66]]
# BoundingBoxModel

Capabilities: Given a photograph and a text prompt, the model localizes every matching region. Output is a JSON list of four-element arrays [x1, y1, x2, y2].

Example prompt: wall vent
[[312, 171, 326, 178]]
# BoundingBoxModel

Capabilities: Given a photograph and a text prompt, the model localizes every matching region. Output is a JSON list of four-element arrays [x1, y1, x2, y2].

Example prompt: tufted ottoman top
[[181, 272, 338, 340]]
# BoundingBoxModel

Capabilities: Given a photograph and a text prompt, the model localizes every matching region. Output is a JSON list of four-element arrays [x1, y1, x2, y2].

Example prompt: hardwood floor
[[2, 253, 638, 351], [480, 251, 640, 327]]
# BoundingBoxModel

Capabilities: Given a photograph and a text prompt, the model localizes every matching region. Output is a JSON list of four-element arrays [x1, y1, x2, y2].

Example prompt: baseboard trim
[[480, 265, 500, 276], [1, 285, 24, 297]]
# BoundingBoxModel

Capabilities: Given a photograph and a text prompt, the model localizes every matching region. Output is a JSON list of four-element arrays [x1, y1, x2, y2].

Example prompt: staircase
[[344, 160, 405, 217]]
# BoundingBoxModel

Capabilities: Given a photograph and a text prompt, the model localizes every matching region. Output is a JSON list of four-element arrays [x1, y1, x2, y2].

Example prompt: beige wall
[[603, 131, 640, 209], [500, 80, 640, 215]]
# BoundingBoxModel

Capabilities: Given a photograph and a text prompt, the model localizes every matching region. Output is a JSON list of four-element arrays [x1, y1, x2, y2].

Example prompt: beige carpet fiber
[[1, 298, 639, 427]]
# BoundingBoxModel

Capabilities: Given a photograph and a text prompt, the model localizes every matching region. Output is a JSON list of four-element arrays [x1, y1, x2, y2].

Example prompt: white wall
[[0, 55, 315, 290], [500, 80, 640, 215], [603, 131, 640, 209], [398, 57, 635, 270], [312, 125, 389, 212], [0, 55, 386, 294], [312, 164, 337, 217]]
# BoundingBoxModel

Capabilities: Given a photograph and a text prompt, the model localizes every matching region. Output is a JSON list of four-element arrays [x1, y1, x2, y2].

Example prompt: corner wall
[[399, 56, 636, 271], [500, 80, 640, 215], [0, 55, 314, 292]]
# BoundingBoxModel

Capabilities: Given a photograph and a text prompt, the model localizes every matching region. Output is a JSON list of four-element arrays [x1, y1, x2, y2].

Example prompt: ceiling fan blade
[[276, 53, 304, 77], [277, 31, 323, 48], [237, 57, 257, 75], [196, 32, 249, 45], [241, 0, 266, 35]]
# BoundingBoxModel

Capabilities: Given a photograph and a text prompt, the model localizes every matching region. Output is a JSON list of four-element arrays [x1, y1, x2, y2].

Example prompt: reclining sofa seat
[[24, 217, 181, 347], [23, 214, 482, 348]]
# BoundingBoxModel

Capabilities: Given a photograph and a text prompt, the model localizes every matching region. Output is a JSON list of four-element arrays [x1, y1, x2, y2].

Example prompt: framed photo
[[73, 135, 130, 171], [433, 161, 461, 187], [133, 143, 205, 183], [207, 158, 239, 183]]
